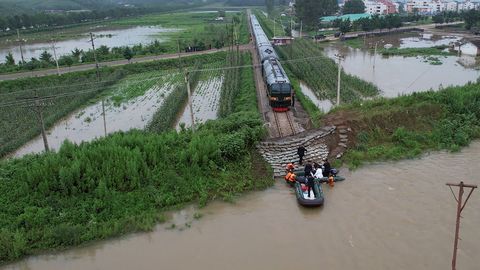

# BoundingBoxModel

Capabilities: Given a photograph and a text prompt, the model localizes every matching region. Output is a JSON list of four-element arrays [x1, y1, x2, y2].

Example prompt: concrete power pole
[[300, 20, 303, 39], [446, 182, 477, 270], [89, 33, 100, 80], [184, 71, 195, 130], [17, 29, 25, 64], [335, 54, 343, 106], [51, 39, 60, 76]]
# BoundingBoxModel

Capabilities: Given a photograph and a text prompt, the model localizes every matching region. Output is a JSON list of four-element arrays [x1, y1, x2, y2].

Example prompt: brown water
[[325, 46, 479, 97], [4, 142, 480, 270], [299, 81, 333, 112]]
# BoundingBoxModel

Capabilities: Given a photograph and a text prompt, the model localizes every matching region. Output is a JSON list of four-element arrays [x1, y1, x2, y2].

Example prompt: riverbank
[[321, 82, 480, 168]]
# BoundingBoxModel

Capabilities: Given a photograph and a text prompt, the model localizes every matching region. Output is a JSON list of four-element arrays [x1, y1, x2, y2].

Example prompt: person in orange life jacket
[[285, 162, 295, 173], [285, 171, 296, 183], [328, 173, 335, 188], [307, 175, 315, 197]]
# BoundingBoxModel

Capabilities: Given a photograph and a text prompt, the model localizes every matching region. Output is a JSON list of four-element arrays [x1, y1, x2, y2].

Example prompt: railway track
[[273, 111, 296, 138]]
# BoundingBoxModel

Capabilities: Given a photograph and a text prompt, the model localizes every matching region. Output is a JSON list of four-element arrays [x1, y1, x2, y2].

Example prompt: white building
[[444, 1, 458, 11], [407, 0, 479, 13], [364, 0, 389, 14]]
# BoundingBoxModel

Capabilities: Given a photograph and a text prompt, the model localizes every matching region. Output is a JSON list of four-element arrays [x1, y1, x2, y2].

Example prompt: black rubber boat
[[294, 180, 324, 207]]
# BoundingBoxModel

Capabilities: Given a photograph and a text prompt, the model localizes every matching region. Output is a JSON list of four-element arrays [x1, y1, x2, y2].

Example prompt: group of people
[[285, 158, 335, 198]]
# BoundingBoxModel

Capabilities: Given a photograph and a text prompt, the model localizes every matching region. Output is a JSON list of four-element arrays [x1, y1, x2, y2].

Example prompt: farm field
[[0, 52, 227, 158], [276, 39, 380, 104]]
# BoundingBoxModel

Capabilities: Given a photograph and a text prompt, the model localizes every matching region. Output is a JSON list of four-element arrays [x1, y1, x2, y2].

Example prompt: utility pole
[[89, 32, 100, 81], [51, 39, 60, 76], [273, 17, 276, 38], [335, 54, 343, 106], [184, 71, 195, 130], [102, 99, 107, 137], [446, 182, 477, 270], [300, 20, 303, 39], [17, 29, 25, 64]]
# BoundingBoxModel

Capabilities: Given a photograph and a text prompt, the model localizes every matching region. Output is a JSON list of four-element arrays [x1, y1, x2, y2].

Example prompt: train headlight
[[270, 97, 278, 101], [285, 97, 291, 101]]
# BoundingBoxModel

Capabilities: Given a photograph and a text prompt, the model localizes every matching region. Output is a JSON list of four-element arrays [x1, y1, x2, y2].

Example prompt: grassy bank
[[380, 46, 454, 57], [0, 52, 227, 158], [329, 83, 480, 168]]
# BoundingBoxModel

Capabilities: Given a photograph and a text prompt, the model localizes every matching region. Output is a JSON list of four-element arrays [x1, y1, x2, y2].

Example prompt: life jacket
[[285, 172, 296, 182], [328, 175, 335, 187], [286, 163, 294, 171]]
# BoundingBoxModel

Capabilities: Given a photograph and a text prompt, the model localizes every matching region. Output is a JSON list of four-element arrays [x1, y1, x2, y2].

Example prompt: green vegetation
[[284, 68, 323, 127], [253, 10, 286, 39], [0, 111, 271, 263], [276, 39, 379, 103], [147, 61, 203, 133], [0, 10, 250, 74], [380, 46, 453, 57], [0, 52, 226, 158], [336, 83, 480, 168]]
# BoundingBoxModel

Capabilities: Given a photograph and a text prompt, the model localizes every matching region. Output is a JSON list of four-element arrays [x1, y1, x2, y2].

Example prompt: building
[[406, 0, 479, 13], [378, 0, 398, 13], [454, 39, 480, 56], [272, 36, 294, 46], [365, 1, 389, 14]]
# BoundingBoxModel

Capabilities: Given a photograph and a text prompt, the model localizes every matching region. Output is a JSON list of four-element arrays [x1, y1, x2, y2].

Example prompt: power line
[[0, 54, 324, 98]]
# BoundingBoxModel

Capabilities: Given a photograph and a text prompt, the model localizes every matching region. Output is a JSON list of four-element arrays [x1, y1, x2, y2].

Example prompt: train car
[[250, 15, 293, 112]]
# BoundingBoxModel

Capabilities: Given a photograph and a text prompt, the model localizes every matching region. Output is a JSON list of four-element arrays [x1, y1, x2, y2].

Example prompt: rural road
[[0, 44, 252, 81]]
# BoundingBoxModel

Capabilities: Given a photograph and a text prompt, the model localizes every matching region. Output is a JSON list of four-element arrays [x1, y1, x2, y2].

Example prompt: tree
[[39, 51, 53, 63], [266, 0, 274, 16], [123, 47, 133, 62], [339, 19, 352, 33], [5, 52, 15, 66], [432, 14, 445, 24], [296, 0, 338, 29], [343, 0, 366, 15]]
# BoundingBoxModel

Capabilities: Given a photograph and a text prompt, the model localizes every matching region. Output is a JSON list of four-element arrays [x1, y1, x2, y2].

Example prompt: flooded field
[[0, 26, 178, 63], [12, 82, 176, 157], [361, 31, 461, 49], [176, 76, 224, 129], [325, 34, 479, 96], [299, 81, 333, 112], [3, 141, 479, 270]]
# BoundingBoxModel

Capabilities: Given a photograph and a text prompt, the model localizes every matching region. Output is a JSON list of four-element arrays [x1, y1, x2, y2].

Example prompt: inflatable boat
[[294, 180, 324, 207], [293, 168, 345, 182]]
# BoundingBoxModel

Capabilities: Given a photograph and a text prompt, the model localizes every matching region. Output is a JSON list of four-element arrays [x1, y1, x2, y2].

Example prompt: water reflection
[[0, 26, 178, 63], [324, 45, 479, 97]]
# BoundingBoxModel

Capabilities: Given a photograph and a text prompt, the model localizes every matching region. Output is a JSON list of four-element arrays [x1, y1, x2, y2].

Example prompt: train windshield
[[271, 83, 291, 94]]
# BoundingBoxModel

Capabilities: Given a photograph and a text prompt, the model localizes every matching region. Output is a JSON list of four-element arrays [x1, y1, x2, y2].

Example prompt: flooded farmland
[[176, 76, 224, 129], [3, 141, 479, 270], [12, 83, 176, 157], [0, 26, 178, 64], [324, 32, 480, 97]]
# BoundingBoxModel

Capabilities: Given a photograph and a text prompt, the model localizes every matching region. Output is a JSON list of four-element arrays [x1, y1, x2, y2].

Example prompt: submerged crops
[[276, 39, 380, 103]]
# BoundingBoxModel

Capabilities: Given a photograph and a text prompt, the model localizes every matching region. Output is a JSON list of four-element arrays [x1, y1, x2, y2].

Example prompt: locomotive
[[250, 15, 293, 112]]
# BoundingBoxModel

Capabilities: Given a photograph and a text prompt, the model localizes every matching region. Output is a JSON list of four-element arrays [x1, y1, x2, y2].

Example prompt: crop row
[[0, 52, 228, 157], [276, 40, 380, 103]]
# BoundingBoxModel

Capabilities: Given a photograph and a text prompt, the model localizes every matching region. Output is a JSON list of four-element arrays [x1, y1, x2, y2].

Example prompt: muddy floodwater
[[325, 46, 479, 97], [299, 81, 333, 112], [4, 142, 480, 270], [12, 84, 174, 157], [325, 32, 480, 97], [0, 26, 178, 64]]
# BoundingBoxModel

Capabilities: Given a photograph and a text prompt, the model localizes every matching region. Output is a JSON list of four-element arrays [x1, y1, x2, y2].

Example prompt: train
[[250, 14, 293, 112]]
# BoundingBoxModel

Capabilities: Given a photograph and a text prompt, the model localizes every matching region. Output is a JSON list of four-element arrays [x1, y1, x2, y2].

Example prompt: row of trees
[[332, 14, 403, 33], [295, 0, 338, 29], [0, 8, 141, 32]]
